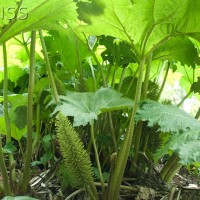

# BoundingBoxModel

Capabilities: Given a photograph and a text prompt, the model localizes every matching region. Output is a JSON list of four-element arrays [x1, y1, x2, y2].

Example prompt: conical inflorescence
[[55, 113, 94, 188]]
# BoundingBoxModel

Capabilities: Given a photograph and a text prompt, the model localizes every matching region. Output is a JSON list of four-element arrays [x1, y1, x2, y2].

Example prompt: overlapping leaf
[[52, 87, 133, 126], [136, 100, 200, 165], [191, 77, 200, 94], [99, 36, 137, 66], [77, 0, 200, 57], [0, 66, 27, 85], [155, 129, 200, 165], [135, 100, 200, 132], [0, 94, 28, 136], [0, 117, 27, 140], [0, 0, 78, 44], [44, 29, 90, 72], [153, 37, 200, 67]]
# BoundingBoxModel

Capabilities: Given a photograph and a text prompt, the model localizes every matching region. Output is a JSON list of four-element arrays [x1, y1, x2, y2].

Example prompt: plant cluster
[[0, 0, 200, 199]]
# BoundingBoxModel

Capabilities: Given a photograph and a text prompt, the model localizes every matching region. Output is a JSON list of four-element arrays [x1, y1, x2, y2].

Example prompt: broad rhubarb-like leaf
[[0, 117, 27, 140], [156, 129, 200, 165], [135, 100, 200, 132], [52, 87, 133, 126], [136, 100, 200, 165], [44, 29, 90, 73], [77, 0, 200, 62], [0, 94, 28, 137], [153, 37, 200, 67], [0, 0, 78, 44]]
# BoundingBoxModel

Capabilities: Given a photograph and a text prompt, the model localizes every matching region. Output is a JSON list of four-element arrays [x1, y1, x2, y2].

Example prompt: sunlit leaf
[[44, 29, 90, 72], [0, 117, 27, 140], [153, 37, 200, 67], [0, 0, 78, 44], [77, 0, 200, 57], [0, 66, 27, 84]]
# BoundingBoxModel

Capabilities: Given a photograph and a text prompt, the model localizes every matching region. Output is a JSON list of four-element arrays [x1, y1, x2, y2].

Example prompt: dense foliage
[[0, 0, 200, 199]]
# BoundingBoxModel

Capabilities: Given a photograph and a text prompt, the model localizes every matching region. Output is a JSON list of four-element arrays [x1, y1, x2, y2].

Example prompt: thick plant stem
[[157, 62, 170, 99], [164, 162, 182, 183], [141, 53, 152, 100], [155, 61, 166, 84], [39, 30, 60, 104], [140, 55, 153, 155], [3, 42, 16, 188], [3, 43, 12, 143], [106, 152, 117, 197], [132, 54, 152, 174], [86, 186, 98, 200], [90, 123, 105, 198], [21, 30, 36, 193], [160, 153, 180, 182], [108, 58, 146, 200], [0, 138, 12, 196]]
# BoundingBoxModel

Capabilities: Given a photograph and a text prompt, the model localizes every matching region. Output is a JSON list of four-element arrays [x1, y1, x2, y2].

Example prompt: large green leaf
[[135, 100, 200, 132], [44, 29, 90, 72], [77, 0, 200, 56], [0, 66, 27, 85], [0, 117, 27, 140], [178, 141, 200, 164], [136, 100, 200, 164], [156, 129, 200, 165], [153, 37, 200, 67], [99, 36, 137, 66], [0, 94, 28, 131], [0, 0, 78, 44], [0, 93, 28, 108], [52, 87, 133, 126]]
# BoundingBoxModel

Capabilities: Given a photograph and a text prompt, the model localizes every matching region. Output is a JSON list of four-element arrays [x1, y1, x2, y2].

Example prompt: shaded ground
[[29, 164, 200, 200]]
